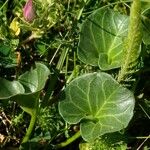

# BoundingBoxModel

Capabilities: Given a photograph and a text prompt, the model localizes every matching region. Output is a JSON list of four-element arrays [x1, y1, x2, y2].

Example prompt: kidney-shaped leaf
[[15, 63, 50, 114], [0, 62, 50, 115], [78, 8, 129, 70], [59, 72, 135, 141]]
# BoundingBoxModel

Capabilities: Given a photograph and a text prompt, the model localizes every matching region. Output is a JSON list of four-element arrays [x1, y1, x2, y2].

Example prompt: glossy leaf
[[0, 79, 24, 99], [16, 63, 50, 114], [18, 63, 50, 92], [0, 62, 50, 115], [59, 72, 135, 141], [78, 8, 129, 70]]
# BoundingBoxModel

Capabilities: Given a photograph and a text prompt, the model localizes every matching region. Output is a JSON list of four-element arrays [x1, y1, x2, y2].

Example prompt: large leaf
[[78, 8, 129, 70], [0, 62, 50, 115], [59, 72, 135, 141], [16, 63, 50, 114]]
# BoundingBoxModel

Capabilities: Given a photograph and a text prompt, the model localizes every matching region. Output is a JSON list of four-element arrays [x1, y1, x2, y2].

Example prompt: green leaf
[[142, 9, 150, 45], [78, 8, 129, 70], [0, 62, 50, 115], [59, 72, 135, 141], [79, 136, 127, 150], [18, 63, 50, 93], [0, 43, 11, 56], [0, 41, 18, 68], [36, 43, 47, 55], [12, 93, 40, 116], [141, 1, 150, 13], [0, 79, 24, 99], [16, 63, 50, 115]]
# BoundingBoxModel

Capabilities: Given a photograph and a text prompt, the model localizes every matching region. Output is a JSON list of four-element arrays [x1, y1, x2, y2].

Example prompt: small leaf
[[59, 72, 135, 141], [78, 8, 129, 70], [36, 43, 46, 55], [0, 43, 11, 56]]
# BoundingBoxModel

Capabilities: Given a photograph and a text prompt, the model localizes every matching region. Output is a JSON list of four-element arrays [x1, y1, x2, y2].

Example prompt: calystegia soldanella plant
[[0, 0, 150, 149]]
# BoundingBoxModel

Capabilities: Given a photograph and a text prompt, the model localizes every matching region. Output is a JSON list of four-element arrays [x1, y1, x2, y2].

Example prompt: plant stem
[[117, 0, 142, 82], [56, 48, 69, 70], [0, 0, 9, 11], [56, 131, 81, 149], [21, 112, 37, 143], [130, 135, 150, 139]]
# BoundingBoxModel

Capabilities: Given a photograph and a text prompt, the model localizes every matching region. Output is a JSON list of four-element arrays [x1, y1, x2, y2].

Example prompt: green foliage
[[59, 72, 135, 141], [78, 7, 129, 70], [0, 62, 50, 144], [0, 0, 150, 149], [79, 138, 127, 150], [0, 62, 50, 115], [12, 112, 24, 126], [13, 0, 64, 38], [0, 40, 19, 68], [142, 8, 150, 45], [37, 106, 64, 139]]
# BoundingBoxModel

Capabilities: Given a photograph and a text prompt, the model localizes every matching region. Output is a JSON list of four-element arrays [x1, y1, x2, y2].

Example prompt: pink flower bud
[[23, 0, 36, 22]]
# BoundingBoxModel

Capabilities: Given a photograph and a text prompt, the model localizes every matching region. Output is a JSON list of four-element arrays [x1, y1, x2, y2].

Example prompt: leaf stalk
[[56, 131, 81, 149]]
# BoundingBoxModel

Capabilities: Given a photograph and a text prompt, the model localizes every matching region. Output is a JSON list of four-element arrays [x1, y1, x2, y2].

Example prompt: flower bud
[[23, 0, 36, 22]]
